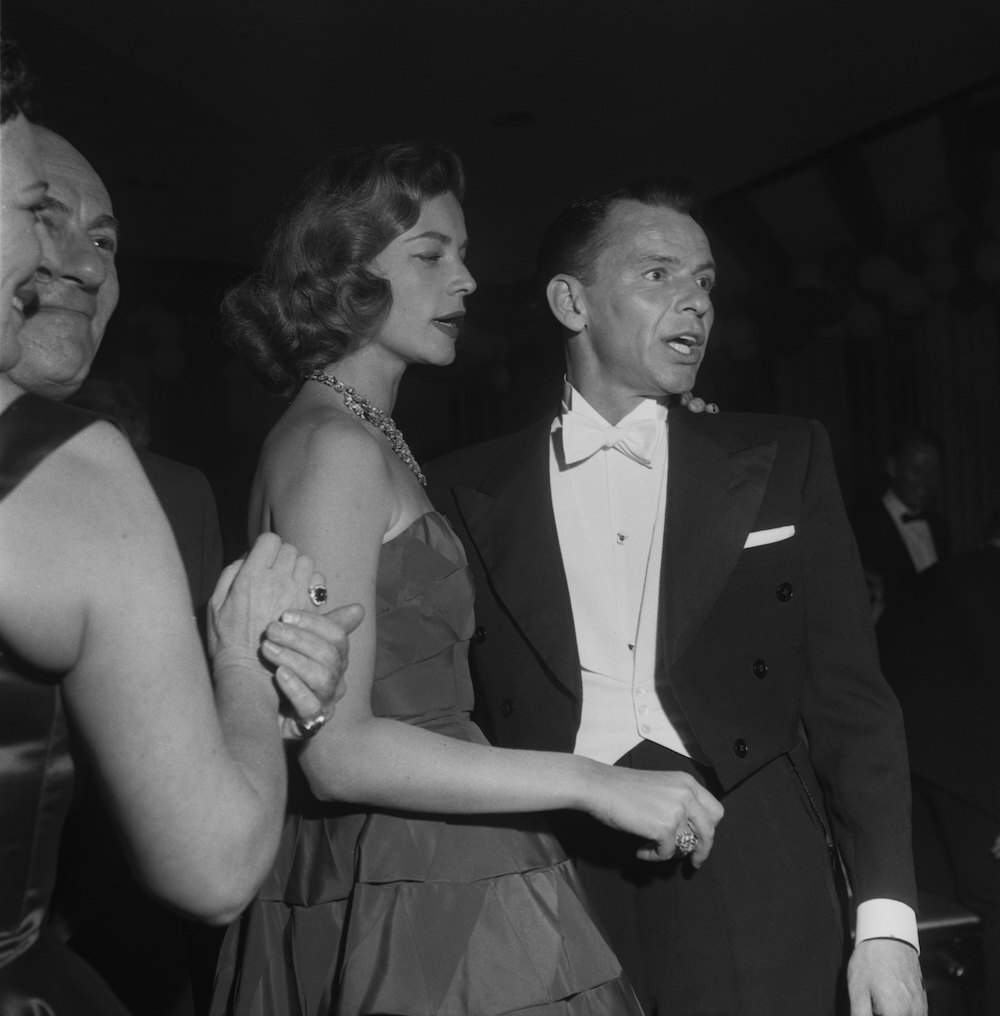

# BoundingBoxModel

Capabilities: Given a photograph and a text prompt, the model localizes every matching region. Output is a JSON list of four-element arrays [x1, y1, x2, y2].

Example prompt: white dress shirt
[[548, 382, 918, 953], [550, 385, 695, 765], [883, 488, 938, 573]]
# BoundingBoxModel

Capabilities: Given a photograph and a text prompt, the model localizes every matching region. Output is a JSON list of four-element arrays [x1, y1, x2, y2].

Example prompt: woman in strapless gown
[[212, 142, 722, 1016], [213, 509, 639, 1014]]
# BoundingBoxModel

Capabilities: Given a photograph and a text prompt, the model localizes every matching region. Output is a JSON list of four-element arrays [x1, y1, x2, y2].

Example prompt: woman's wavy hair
[[224, 140, 465, 396]]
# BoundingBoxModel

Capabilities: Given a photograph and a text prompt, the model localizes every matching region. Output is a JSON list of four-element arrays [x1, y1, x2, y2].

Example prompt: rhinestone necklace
[[305, 370, 426, 486]]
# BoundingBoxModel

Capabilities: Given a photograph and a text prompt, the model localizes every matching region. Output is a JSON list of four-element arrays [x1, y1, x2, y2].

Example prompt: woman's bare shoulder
[[264, 402, 389, 472], [0, 419, 187, 671], [6, 418, 150, 525], [258, 404, 399, 531]]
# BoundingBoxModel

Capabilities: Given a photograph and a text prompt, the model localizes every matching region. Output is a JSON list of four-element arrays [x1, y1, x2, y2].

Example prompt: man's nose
[[678, 281, 711, 317], [38, 230, 108, 290]]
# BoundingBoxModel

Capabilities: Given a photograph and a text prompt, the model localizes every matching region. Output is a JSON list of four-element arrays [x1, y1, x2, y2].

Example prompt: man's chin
[[8, 359, 88, 401], [658, 365, 702, 395], [22, 308, 100, 348]]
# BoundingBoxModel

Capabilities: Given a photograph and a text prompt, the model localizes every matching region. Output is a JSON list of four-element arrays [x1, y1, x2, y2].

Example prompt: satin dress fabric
[[0, 393, 131, 1016], [212, 511, 640, 1016]]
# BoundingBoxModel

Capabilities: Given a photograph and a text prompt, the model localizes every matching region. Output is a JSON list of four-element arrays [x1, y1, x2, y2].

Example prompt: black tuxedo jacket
[[852, 495, 950, 612], [137, 448, 224, 612], [428, 407, 917, 910]]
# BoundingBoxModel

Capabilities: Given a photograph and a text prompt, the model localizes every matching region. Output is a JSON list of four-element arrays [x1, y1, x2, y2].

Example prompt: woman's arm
[[0, 421, 335, 921], [263, 417, 723, 863]]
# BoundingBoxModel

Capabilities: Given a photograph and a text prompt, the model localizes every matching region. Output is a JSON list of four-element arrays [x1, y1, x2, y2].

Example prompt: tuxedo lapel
[[451, 420, 582, 700], [662, 413, 777, 666]]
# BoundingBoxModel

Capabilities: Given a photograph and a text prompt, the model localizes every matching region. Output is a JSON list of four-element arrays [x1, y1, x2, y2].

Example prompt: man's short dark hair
[[537, 176, 701, 291], [890, 427, 943, 460]]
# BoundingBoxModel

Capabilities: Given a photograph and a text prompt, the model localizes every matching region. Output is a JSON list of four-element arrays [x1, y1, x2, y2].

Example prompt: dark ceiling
[[6, 0, 1000, 285]]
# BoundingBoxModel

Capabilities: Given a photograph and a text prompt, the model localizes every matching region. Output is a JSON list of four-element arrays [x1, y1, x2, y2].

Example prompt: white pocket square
[[743, 525, 795, 548]]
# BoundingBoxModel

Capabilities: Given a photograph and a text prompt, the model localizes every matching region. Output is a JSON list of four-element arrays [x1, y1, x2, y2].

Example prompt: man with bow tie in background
[[428, 178, 925, 1016], [852, 429, 950, 623]]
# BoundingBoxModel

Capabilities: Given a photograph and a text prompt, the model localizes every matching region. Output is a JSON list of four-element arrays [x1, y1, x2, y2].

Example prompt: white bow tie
[[560, 412, 662, 467]]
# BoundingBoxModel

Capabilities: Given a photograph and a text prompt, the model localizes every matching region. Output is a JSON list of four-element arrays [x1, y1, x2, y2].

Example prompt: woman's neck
[[315, 346, 404, 415]]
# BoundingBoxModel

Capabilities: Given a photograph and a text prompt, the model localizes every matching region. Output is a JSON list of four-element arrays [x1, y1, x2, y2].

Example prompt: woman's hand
[[262, 604, 364, 739], [584, 765, 725, 867], [208, 533, 317, 672]]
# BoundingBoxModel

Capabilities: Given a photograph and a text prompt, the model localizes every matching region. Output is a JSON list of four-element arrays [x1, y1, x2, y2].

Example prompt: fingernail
[[262, 639, 281, 656], [282, 611, 301, 625]]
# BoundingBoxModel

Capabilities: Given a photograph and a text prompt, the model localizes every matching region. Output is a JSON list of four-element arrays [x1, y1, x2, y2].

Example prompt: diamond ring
[[674, 822, 698, 856], [296, 712, 328, 738]]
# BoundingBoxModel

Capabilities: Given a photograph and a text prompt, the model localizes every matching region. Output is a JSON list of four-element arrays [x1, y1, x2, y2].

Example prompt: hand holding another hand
[[263, 604, 364, 739], [585, 765, 724, 867], [209, 533, 317, 664], [208, 533, 363, 734]]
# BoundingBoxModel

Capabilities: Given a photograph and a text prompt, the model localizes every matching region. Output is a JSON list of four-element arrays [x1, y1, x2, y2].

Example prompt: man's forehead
[[597, 201, 711, 266], [608, 201, 703, 242], [33, 126, 114, 221]]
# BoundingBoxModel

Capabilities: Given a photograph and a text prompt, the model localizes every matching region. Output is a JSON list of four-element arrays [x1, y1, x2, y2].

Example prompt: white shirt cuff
[[855, 899, 920, 954]]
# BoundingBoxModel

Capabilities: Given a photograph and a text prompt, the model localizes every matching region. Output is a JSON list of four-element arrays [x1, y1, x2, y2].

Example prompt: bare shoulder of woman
[[10, 421, 231, 811], [260, 406, 400, 544], [0, 419, 190, 674]]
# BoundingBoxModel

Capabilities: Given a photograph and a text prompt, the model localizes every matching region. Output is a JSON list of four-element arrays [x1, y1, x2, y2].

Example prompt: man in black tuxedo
[[852, 430, 950, 621], [429, 179, 925, 1016]]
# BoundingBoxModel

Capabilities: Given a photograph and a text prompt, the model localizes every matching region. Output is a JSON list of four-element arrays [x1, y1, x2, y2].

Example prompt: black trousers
[[555, 740, 850, 1016]]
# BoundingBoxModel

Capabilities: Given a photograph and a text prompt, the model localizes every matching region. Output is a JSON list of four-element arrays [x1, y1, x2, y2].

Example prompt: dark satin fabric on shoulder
[[0, 393, 99, 505]]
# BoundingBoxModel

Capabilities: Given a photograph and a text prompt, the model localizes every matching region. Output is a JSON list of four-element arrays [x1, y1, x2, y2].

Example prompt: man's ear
[[546, 274, 587, 333]]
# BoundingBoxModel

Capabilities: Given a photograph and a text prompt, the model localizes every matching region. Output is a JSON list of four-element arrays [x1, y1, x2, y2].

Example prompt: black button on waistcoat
[[752, 658, 768, 679], [473, 626, 487, 644], [776, 582, 794, 602], [501, 699, 514, 718], [733, 738, 749, 759]]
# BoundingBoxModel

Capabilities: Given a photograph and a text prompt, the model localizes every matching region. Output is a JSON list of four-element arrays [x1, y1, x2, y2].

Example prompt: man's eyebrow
[[36, 197, 121, 238], [38, 195, 71, 215], [635, 251, 716, 273], [92, 214, 122, 237]]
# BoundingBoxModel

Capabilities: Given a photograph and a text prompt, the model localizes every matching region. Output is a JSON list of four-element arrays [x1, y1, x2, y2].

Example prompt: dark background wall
[[5, 0, 999, 557]]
